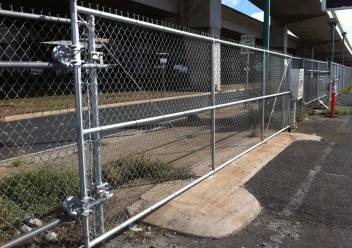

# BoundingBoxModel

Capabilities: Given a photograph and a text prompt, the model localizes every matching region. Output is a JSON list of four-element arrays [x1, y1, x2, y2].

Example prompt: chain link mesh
[[331, 62, 351, 94], [0, 6, 84, 247], [82, 12, 214, 238], [302, 59, 330, 103]]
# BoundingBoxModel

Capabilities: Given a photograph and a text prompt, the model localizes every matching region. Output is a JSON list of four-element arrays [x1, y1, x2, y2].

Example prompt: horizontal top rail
[[291, 56, 329, 64], [0, 9, 71, 23], [330, 62, 350, 69], [83, 91, 290, 136], [0, 61, 112, 69], [306, 70, 330, 73], [77, 6, 291, 58]]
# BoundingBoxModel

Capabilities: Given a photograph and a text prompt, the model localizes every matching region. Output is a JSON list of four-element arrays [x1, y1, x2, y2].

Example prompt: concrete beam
[[287, 37, 299, 50], [131, 0, 179, 15], [270, 25, 288, 53], [179, 0, 221, 36], [273, 14, 326, 26], [221, 6, 263, 38]]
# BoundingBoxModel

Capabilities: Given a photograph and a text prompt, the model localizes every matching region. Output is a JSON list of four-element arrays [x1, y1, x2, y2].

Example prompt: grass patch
[[11, 150, 34, 168], [0, 196, 24, 241], [0, 154, 194, 242], [0, 165, 79, 216], [334, 108, 351, 115], [296, 108, 310, 123], [248, 125, 261, 138], [319, 107, 352, 115], [342, 86, 350, 94], [103, 154, 195, 188], [0, 163, 79, 241]]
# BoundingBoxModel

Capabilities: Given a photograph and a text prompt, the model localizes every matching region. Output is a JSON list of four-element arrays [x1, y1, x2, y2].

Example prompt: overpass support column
[[264, 0, 270, 50], [270, 25, 288, 54], [179, 0, 221, 91]]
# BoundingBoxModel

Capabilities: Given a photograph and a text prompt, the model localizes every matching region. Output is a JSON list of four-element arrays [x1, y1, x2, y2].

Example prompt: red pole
[[330, 80, 336, 117]]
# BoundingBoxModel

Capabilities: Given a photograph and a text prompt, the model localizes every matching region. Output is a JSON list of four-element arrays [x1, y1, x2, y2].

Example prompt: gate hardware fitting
[[92, 182, 113, 206], [89, 51, 104, 65], [62, 196, 93, 217], [62, 196, 81, 217], [62, 184, 112, 218], [52, 45, 83, 66]]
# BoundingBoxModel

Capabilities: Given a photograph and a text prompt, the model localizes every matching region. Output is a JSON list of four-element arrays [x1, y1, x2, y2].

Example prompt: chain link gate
[[0, 1, 292, 247], [73, 2, 291, 246]]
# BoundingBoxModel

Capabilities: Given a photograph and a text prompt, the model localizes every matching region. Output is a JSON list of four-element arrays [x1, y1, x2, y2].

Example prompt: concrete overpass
[[1, 0, 351, 66], [250, 0, 352, 65]]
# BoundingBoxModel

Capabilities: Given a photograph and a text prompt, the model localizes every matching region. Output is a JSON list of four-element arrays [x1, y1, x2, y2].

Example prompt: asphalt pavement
[[0, 89, 258, 160], [109, 93, 352, 248]]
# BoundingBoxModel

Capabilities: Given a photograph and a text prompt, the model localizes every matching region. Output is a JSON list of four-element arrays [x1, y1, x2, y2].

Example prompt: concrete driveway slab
[[141, 132, 320, 238]]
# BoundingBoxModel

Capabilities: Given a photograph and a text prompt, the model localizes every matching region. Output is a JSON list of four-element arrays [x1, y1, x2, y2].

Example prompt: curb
[[2, 88, 247, 122]]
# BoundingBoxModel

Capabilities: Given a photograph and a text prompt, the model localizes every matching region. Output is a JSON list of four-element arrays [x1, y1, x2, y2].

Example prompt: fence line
[[0, 1, 350, 247]]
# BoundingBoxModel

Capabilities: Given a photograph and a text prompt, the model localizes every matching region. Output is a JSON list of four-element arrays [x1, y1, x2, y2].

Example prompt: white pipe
[[83, 91, 291, 135], [0, 9, 71, 23]]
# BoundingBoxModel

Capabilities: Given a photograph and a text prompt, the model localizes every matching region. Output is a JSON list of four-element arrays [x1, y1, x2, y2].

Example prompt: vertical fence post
[[329, 64, 332, 100], [316, 62, 319, 101], [286, 58, 291, 128], [87, 14, 105, 237], [70, 0, 90, 246], [341, 65, 344, 90], [293, 99, 297, 127], [211, 39, 216, 170], [261, 52, 266, 141]]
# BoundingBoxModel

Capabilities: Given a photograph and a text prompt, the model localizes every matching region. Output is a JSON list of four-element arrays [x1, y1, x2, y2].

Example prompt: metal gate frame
[[71, 1, 291, 246]]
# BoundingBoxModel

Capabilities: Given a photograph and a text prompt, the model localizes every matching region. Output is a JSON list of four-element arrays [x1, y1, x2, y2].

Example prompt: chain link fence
[[302, 59, 330, 104], [0, 1, 332, 247], [290, 57, 351, 127], [330, 62, 351, 94]]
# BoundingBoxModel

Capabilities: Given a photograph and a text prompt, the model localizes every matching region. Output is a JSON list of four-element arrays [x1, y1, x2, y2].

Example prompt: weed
[[11, 157, 26, 168], [100, 140, 109, 146], [318, 107, 352, 116], [342, 86, 350, 94], [0, 196, 24, 241], [0, 163, 79, 242], [103, 154, 195, 188], [0, 164, 79, 219], [11, 150, 34, 168], [249, 125, 260, 137], [334, 108, 352, 115], [296, 108, 310, 123]]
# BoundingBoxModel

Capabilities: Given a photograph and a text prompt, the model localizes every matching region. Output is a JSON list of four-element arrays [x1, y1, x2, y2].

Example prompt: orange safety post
[[330, 80, 336, 117]]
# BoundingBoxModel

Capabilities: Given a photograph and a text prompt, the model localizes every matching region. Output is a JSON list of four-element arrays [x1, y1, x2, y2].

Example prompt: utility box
[[290, 68, 304, 100]]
